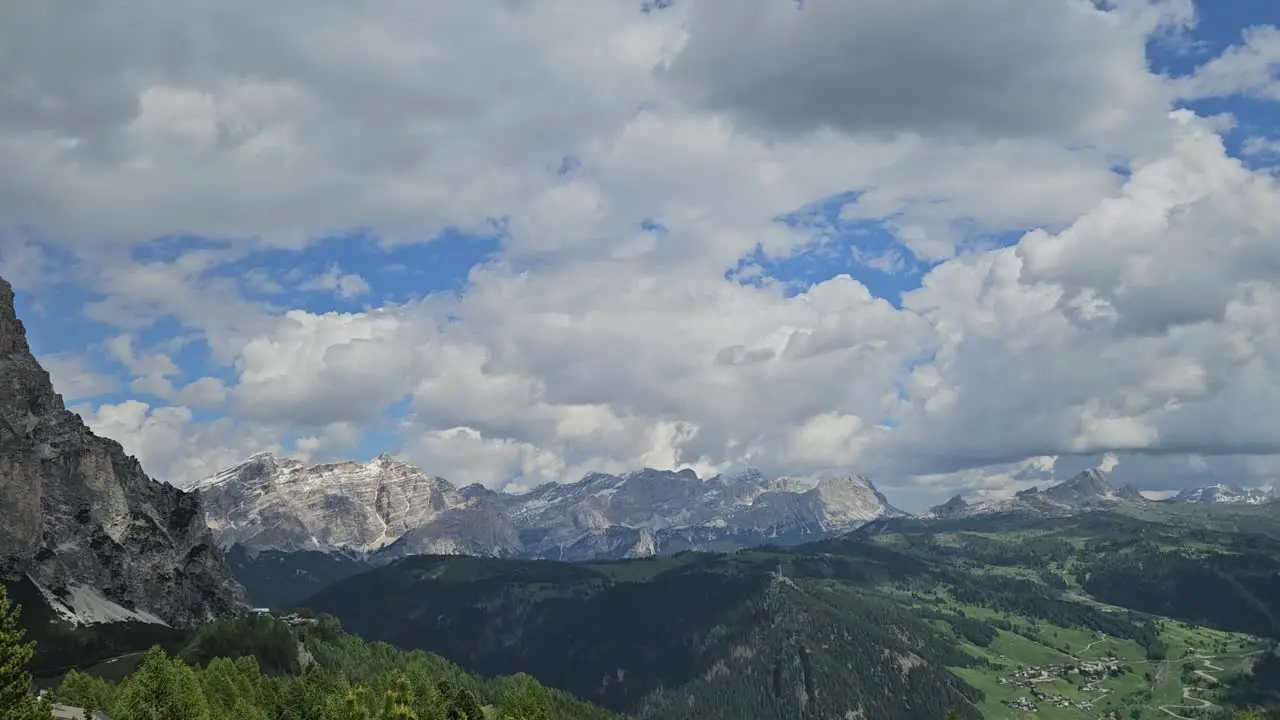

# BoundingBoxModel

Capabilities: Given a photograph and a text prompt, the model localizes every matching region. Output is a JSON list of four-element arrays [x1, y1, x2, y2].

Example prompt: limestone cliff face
[[0, 274, 246, 626], [192, 452, 516, 556]]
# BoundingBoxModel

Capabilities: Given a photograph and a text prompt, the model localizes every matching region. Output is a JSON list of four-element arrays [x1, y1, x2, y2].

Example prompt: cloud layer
[[4, 0, 1280, 508]]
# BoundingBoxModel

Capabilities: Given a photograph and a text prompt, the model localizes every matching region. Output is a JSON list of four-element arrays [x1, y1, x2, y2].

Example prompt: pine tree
[[380, 674, 419, 720], [0, 585, 52, 720], [343, 686, 375, 720], [55, 669, 116, 713], [113, 646, 211, 720], [437, 680, 482, 720], [497, 675, 548, 720]]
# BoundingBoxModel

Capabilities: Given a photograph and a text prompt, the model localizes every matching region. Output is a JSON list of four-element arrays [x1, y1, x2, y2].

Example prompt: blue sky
[[1158, 2, 1280, 161], [17, 229, 504, 459]]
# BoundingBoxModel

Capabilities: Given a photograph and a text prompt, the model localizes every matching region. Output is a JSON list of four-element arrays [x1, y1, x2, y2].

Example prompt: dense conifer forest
[[1, 585, 621, 720]]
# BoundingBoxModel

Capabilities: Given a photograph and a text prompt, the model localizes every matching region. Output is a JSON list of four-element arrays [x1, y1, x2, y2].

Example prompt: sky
[[3, 0, 1280, 510]]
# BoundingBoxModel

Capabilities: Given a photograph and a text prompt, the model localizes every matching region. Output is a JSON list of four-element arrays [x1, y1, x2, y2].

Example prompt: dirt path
[[1076, 638, 1105, 657], [1196, 655, 1225, 673]]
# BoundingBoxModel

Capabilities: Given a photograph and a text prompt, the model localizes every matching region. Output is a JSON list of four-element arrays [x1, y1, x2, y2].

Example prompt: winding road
[[1157, 685, 1214, 720], [1154, 652, 1245, 719]]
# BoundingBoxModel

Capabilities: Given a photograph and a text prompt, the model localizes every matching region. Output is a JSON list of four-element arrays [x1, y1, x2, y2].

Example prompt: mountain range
[[923, 469, 1276, 520], [193, 449, 1279, 608], [191, 451, 904, 563], [193, 449, 1279, 573], [921, 468, 1143, 520]]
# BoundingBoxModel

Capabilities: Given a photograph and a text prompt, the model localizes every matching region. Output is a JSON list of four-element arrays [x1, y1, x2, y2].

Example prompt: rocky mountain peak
[[716, 468, 767, 487], [373, 452, 401, 466], [1, 276, 24, 348], [0, 273, 245, 626], [809, 474, 904, 522], [1116, 484, 1145, 502], [935, 494, 969, 515], [459, 482, 494, 499], [816, 474, 875, 491], [1, 277, 65, 428], [1042, 468, 1117, 504]]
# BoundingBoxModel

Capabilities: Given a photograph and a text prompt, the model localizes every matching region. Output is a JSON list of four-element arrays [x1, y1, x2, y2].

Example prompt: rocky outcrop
[[0, 274, 246, 626]]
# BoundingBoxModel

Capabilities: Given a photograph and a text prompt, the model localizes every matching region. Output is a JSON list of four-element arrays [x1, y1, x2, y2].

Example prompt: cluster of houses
[[994, 659, 1125, 713], [1000, 658, 1124, 685], [1000, 686, 1097, 713], [1002, 695, 1039, 713]]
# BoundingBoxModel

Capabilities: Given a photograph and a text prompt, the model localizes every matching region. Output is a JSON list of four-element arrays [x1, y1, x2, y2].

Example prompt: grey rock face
[[195, 458, 904, 562], [931, 494, 969, 519], [193, 453, 519, 558], [0, 275, 246, 626]]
